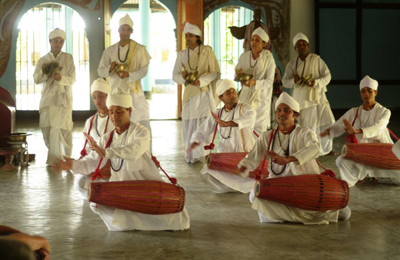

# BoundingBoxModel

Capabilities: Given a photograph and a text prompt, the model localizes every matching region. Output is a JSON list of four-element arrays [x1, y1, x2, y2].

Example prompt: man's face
[[50, 37, 64, 54], [360, 87, 377, 103], [109, 106, 131, 128], [92, 91, 108, 111], [185, 33, 198, 48], [250, 35, 266, 53], [219, 88, 238, 106], [295, 40, 309, 57], [276, 103, 298, 125], [118, 24, 133, 42]]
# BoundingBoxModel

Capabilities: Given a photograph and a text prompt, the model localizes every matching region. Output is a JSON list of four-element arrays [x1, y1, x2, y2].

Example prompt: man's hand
[[41, 63, 48, 70], [192, 79, 200, 86], [267, 150, 296, 165], [52, 74, 62, 81], [109, 61, 117, 72], [188, 142, 200, 152], [243, 79, 255, 87], [343, 119, 361, 135], [182, 70, 188, 80], [236, 69, 243, 75], [294, 72, 300, 83], [211, 111, 238, 127], [320, 127, 331, 137], [117, 71, 129, 79], [51, 156, 73, 174], [307, 79, 315, 87], [83, 133, 106, 157]]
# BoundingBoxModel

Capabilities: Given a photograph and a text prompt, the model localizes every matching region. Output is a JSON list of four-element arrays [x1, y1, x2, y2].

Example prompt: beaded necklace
[[118, 42, 130, 63], [219, 106, 236, 139], [250, 51, 259, 68], [95, 113, 110, 137], [270, 126, 295, 175], [187, 45, 200, 70], [110, 126, 129, 172]]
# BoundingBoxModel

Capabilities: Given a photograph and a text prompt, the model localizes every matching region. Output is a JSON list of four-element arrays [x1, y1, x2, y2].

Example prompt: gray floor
[[1, 116, 400, 260]]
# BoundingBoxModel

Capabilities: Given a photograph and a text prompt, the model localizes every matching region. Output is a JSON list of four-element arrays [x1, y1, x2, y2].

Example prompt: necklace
[[188, 45, 200, 70], [362, 103, 375, 111], [250, 51, 259, 68], [295, 56, 308, 78], [98, 111, 108, 118], [109, 129, 129, 172], [118, 41, 130, 63], [270, 126, 295, 175], [95, 113, 110, 137], [277, 131, 290, 156], [219, 106, 235, 139]]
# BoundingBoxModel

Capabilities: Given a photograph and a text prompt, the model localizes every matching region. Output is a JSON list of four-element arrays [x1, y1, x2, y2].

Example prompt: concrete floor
[[1, 114, 400, 260]]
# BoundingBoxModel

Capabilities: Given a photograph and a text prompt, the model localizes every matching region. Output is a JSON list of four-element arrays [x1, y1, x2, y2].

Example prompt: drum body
[[255, 174, 349, 211], [342, 143, 400, 170], [207, 152, 269, 179], [88, 180, 185, 215]]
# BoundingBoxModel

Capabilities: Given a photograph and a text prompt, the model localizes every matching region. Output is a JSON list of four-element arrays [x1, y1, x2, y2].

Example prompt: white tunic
[[71, 121, 190, 231], [190, 103, 257, 193], [235, 50, 276, 133], [98, 42, 151, 122], [81, 113, 114, 155], [329, 103, 399, 186], [239, 125, 340, 225]]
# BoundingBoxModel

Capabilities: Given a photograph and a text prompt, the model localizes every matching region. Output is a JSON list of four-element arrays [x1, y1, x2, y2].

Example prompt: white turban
[[49, 29, 66, 40], [392, 140, 400, 160], [119, 14, 133, 28], [106, 88, 132, 108], [252, 27, 269, 43], [183, 22, 201, 36], [275, 92, 300, 113], [91, 78, 111, 95], [293, 32, 309, 47], [216, 79, 235, 96], [359, 75, 378, 91]]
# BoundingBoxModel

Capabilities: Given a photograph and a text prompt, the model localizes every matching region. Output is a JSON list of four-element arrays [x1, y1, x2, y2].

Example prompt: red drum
[[206, 152, 269, 179], [255, 174, 349, 211], [88, 180, 185, 215], [342, 143, 400, 170]]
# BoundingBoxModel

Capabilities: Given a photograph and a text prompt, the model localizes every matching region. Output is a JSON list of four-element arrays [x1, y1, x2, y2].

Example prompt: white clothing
[[282, 53, 335, 155], [239, 125, 342, 225], [71, 121, 190, 231], [191, 103, 257, 193], [235, 49, 275, 134], [328, 103, 400, 186], [33, 51, 76, 164]]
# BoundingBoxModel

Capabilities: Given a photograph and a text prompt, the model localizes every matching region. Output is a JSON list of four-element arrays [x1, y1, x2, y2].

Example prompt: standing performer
[[52, 88, 190, 231], [172, 22, 220, 163], [238, 92, 351, 224], [321, 76, 400, 186], [282, 32, 336, 156], [235, 27, 275, 135], [189, 79, 256, 193], [74, 78, 114, 199], [33, 28, 76, 166], [97, 14, 152, 148]]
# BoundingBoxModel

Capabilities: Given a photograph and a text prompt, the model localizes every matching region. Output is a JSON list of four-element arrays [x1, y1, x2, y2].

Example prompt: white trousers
[[41, 126, 72, 165], [182, 117, 209, 163]]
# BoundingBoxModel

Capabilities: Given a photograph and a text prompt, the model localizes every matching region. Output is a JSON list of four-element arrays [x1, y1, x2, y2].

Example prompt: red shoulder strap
[[80, 114, 96, 157], [204, 110, 221, 151], [91, 131, 114, 181], [256, 129, 275, 180]]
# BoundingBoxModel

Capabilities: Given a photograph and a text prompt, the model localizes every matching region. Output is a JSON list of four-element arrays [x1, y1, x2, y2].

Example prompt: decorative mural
[[62, 0, 101, 11], [0, 0, 25, 78], [204, 0, 291, 68]]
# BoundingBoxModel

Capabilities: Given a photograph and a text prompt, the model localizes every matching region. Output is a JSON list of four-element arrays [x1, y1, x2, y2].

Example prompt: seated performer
[[52, 88, 190, 231], [238, 92, 351, 224], [189, 79, 256, 193], [74, 78, 114, 199], [321, 75, 400, 186]]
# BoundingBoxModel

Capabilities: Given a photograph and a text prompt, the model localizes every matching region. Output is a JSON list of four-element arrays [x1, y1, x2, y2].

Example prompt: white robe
[[172, 46, 218, 163], [71, 121, 190, 231], [328, 103, 400, 186], [190, 103, 256, 193], [282, 54, 335, 155], [74, 113, 115, 199], [235, 50, 276, 134], [33, 51, 76, 164], [238, 125, 341, 225]]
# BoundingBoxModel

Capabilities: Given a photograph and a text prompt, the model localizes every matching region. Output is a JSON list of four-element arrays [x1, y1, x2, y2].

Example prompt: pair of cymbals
[[296, 73, 313, 87]]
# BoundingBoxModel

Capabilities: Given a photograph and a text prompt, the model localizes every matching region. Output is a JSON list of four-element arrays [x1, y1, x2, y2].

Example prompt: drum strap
[[388, 128, 399, 141], [204, 109, 222, 151], [91, 131, 114, 181], [315, 160, 336, 177], [80, 114, 96, 157], [345, 108, 359, 143], [151, 155, 177, 185], [255, 129, 275, 180]]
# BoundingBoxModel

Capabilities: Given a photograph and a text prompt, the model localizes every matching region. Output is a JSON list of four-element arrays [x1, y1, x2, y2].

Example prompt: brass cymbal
[[234, 73, 253, 82], [113, 63, 128, 73], [184, 70, 199, 86]]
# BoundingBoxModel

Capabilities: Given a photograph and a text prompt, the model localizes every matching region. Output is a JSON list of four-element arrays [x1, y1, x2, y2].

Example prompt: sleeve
[[329, 109, 354, 138], [234, 53, 245, 76], [172, 51, 186, 85], [233, 104, 256, 130], [254, 53, 275, 90], [282, 60, 296, 89], [128, 46, 151, 83], [198, 72, 217, 87], [361, 108, 391, 139], [33, 57, 48, 84], [71, 135, 107, 175], [82, 116, 93, 154], [198, 47, 219, 87], [291, 129, 320, 165], [190, 113, 217, 145], [97, 48, 112, 78], [58, 54, 76, 86], [313, 57, 331, 91], [104, 125, 150, 161], [238, 131, 270, 172]]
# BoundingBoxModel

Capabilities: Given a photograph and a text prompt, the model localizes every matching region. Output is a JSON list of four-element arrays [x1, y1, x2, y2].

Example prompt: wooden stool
[[0, 148, 19, 171]]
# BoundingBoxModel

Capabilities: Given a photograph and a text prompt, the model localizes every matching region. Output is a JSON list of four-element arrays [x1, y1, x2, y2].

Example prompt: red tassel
[[169, 178, 177, 185], [346, 134, 359, 143], [204, 143, 215, 150], [91, 167, 104, 181], [321, 169, 336, 178], [80, 148, 88, 157]]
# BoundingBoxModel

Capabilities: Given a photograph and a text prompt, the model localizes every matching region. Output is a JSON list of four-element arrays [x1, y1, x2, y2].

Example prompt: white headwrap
[[183, 22, 201, 36], [49, 29, 66, 40], [275, 92, 300, 112], [392, 140, 400, 160], [216, 79, 235, 96], [252, 27, 269, 43], [359, 75, 378, 91], [119, 14, 133, 28], [293, 32, 309, 47], [91, 78, 111, 95], [106, 88, 132, 108]]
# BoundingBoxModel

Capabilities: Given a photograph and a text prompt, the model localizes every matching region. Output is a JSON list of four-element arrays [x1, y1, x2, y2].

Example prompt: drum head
[[255, 181, 260, 196], [341, 144, 348, 158]]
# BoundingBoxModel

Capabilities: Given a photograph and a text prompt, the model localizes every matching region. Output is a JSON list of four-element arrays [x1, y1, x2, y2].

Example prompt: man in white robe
[[52, 89, 190, 231], [321, 76, 400, 186], [238, 92, 351, 224], [189, 79, 256, 193], [97, 14, 152, 149], [74, 78, 114, 199], [282, 32, 336, 156], [33, 28, 76, 165], [172, 22, 220, 163], [235, 27, 275, 135]]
